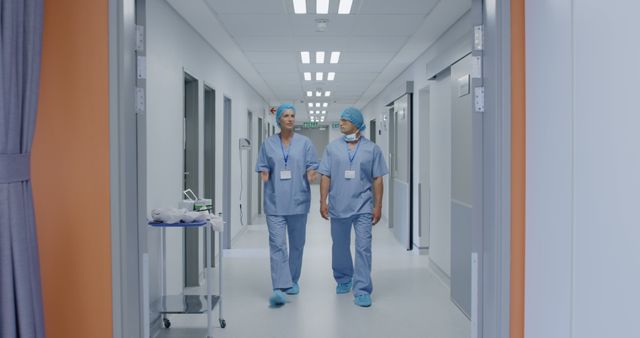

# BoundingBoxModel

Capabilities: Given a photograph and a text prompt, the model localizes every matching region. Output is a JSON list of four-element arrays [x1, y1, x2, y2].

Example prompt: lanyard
[[279, 136, 290, 167], [346, 140, 361, 168]]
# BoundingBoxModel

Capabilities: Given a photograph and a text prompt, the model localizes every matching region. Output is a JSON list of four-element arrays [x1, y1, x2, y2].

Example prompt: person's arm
[[256, 143, 270, 182], [372, 176, 383, 225], [307, 170, 317, 182], [305, 139, 319, 183], [320, 175, 330, 220]]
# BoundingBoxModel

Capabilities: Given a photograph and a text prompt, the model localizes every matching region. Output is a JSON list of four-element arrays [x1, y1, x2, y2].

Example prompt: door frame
[[109, 0, 514, 336]]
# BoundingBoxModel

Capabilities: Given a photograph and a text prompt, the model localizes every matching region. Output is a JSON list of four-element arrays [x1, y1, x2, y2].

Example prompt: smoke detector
[[315, 19, 328, 32]]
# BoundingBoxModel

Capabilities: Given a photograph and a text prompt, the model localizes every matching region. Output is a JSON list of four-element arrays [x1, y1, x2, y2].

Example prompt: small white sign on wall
[[458, 74, 470, 97]]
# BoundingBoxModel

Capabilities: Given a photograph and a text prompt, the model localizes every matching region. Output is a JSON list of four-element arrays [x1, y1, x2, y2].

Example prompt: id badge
[[344, 170, 356, 179], [280, 170, 292, 180]]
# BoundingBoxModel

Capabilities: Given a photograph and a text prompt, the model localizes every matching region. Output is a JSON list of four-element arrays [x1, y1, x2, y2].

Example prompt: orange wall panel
[[32, 1, 112, 337], [511, 0, 526, 337]]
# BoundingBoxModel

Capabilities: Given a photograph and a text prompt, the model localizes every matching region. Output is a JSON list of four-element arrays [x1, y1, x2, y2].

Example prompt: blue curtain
[[0, 0, 46, 337]]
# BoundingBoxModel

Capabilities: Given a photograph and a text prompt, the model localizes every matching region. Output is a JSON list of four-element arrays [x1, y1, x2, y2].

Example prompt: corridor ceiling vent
[[304, 72, 312, 81], [300, 51, 310, 64], [293, 0, 307, 14], [327, 72, 335, 81], [315, 19, 328, 32]]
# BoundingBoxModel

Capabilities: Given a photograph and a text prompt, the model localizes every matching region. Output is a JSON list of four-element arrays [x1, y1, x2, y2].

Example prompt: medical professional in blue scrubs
[[256, 103, 319, 306], [318, 107, 388, 308]]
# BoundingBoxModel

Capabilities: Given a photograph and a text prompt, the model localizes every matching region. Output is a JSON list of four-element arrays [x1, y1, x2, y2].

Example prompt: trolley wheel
[[163, 318, 171, 328], [219, 319, 226, 328]]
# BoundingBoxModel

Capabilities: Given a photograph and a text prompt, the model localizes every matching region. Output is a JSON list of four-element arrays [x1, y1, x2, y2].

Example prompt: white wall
[[146, 0, 270, 295], [526, 1, 640, 337], [362, 11, 471, 275]]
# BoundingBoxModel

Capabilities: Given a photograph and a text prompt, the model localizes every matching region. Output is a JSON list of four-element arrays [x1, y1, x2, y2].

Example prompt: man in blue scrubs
[[318, 107, 388, 307], [256, 103, 319, 306]]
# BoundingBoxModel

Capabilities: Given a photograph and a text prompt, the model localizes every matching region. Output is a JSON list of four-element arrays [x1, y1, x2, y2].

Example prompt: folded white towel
[[151, 208, 186, 224], [209, 214, 224, 232], [193, 211, 211, 222]]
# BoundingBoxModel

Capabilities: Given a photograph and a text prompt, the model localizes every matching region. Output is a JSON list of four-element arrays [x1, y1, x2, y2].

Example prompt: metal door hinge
[[474, 87, 485, 113], [135, 87, 145, 113], [135, 25, 145, 52], [474, 25, 484, 51], [136, 56, 146, 80]]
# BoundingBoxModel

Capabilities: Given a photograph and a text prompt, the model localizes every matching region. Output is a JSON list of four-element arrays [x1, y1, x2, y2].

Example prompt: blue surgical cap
[[276, 103, 296, 127], [340, 107, 366, 131]]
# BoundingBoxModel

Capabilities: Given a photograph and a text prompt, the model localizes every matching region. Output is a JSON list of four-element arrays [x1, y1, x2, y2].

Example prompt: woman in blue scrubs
[[318, 107, 388, 307], [256, 103, 319, 306]]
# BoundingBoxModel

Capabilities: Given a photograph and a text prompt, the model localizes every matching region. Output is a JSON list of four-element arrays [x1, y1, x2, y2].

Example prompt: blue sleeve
[[317, 147, 331, 177], [372, 145, 389, 178], [255, 143, 270, 173], [305, 139, 319, 171]]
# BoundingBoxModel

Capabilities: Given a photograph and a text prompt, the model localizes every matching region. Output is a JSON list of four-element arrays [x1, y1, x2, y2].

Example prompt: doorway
[[389, 93, 412, 250], [223, 96, 232, 249], [245, 110, 253, 224], [183, 72, 199, 287], [257, 117, 264, 215], [369, 119, 376, 143], [203, 84, 215, 268]]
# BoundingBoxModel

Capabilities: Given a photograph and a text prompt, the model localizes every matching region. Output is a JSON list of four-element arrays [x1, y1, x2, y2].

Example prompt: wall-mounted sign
[[303, 122, 319, 128]]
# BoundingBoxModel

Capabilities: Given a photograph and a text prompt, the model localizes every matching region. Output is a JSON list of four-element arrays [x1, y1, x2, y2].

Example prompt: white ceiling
[[166, 0, 471, 121]]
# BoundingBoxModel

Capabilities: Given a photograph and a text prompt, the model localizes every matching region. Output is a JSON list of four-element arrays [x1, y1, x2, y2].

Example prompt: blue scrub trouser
[[331, 213, 373, 296], [266, 214, 308, 290]]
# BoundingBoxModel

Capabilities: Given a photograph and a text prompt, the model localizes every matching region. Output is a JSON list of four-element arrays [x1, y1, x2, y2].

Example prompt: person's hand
[[307, 170, 317, 183], [260, 171, 269, 182], [372, 206, 382, 225], [320, 202, 329, 220]]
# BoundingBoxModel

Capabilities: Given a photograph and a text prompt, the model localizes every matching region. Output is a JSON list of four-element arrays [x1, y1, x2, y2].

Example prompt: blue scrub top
[[318, 137, 389, 218], [256, 133, 319, 216]]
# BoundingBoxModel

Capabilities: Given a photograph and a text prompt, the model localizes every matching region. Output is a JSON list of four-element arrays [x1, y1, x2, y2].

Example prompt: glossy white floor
[[156, 186, 470, 338]]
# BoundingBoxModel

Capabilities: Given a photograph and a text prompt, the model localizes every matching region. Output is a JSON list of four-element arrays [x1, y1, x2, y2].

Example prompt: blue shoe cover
[[354, 294, 372, 307], [269, 290, 286, 306], [336, 281, 352, 294], [284, 282, 299, 295]]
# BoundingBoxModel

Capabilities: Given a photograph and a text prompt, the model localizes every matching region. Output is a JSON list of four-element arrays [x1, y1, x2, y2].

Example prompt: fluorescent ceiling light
[[300, 51, 310, 64], [316, 0, 329, 14], [316, 72, 323, 81], [324, 91, 331, 96], [293, 0, 307, 14], [327, 72, 335, 81], [316, 91, 322, 97], [308, 102, 313, 107], [323, 102, 328, 107], [321, 111, 326, 114], [304, 72, 312, 81], [315, 103, 321, 107], [306, 91, 313, 97], [316, 51, 325, 64], [330, 51, 341, 64], [338, 0, 353, 14]]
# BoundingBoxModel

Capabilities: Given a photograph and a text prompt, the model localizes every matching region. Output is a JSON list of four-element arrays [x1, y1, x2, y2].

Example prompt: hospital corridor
[[155, 186, 469, 338], [3, 0, 640, 338]]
